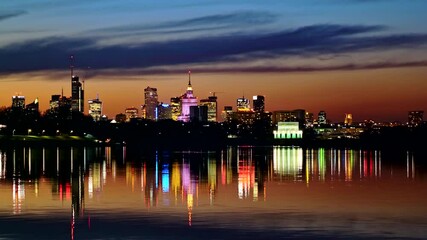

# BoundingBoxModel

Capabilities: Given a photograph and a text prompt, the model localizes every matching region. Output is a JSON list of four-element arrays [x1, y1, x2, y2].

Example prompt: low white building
[[273, 122, 303, 139]]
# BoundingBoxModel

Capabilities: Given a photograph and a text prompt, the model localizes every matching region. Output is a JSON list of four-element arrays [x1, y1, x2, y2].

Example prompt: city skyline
[[1, 1, 427, 122]]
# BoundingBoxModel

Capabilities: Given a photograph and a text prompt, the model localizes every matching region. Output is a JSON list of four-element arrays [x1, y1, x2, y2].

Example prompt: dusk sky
[[1, 0, 427, 122]]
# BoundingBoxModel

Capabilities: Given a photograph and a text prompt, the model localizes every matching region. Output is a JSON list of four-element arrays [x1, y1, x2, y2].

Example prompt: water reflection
[[0, 145, 426, 239]]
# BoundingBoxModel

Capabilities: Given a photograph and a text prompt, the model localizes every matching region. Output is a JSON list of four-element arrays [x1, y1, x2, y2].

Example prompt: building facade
[[252, 95, 265, 113], [71, 76, 84, 113], [236, 97, 250, 112], [12, 95, 25, 110], [88, 96, 102, 121], [178, 72, 198, 122], [144, 86, 158, 120], [200, 95, 217, 122]]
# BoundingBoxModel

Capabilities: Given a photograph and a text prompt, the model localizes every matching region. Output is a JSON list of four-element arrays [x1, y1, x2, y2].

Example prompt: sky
[[1, 0, 427, 122]]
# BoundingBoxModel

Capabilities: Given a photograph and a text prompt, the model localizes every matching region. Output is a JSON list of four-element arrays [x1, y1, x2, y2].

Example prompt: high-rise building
[[178, 71, 198, 122], [157, 103, 172, 120], [170, 97, 181, 121], [318, 111, 327, 125], [11, 95, 25, 110], [222, 106, 233, 122], [144, 86, 158, 120], [71, 76, 84, 113], [190, 105, 208, 122], [408, 111, 424, 126], [125, 107, 139, 122], [50, 95, 61, 110], [236, 96, 250, 112], [25, 98, 39, 112], [252, 95, 265, 113], [200, 95, 217, 122], [88, 96, 102, 121], [344, 113, 353, 125]]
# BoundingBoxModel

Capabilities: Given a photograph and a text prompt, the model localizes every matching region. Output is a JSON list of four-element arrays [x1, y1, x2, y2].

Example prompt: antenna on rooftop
[[70, 55, 74, 78]]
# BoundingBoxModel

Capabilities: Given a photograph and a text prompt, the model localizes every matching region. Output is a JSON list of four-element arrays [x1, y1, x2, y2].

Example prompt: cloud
[[90, 11, 277, 39], [0, 10, 27, 22], [0, 24, 426, 75]]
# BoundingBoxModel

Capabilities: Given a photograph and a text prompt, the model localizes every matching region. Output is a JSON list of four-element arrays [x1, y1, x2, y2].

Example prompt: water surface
[[0, 145, 426, 239]]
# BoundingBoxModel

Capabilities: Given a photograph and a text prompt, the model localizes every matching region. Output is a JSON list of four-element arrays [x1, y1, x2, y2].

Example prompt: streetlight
[[28, 129, 32, 136]]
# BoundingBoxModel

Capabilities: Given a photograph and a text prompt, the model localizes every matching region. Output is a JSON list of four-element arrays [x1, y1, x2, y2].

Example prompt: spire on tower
[[70, 55, 74, 78], [188, 70, 191, 86]]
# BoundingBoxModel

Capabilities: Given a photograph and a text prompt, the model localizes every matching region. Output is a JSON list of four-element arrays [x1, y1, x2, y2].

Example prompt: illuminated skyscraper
[[237, 96, 250, 112], [11, 95, 25, 109], [222, 106, 233, 122], [252, 95, 265, 113], [125, 107, 139, 122], [25, 98, 39, 112], [88, 96, 102, 121], [71, 76, 84, 113], [157, 103, 172, 120], [70, 56, 84, 113], [170, 97, 181, 121], [318, 111, 327, 125], [344, 113, 353, 125], [144, 86, 158, 120], [178, 71, 198, 122], [408, 111, 424, 126], [200, 95, 217, 122], [50, 95, 61, 110]]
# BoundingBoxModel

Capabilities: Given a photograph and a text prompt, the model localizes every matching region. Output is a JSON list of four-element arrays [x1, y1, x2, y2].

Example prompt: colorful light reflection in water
[[0, 146, 425, 239]]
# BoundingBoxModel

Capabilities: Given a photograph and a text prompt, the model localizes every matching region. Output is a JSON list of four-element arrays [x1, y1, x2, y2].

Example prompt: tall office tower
[[190, 105, 208, 122], [11, 95, 25, 109], [200, 95, 218, 122], [318, 111, 327, 125], [305, 112, 314, 126], [178, 71, 198, 122], [125, 107, 139, 122], [25, 98, 39, 112], [70, 56, 84, 113], [144, 86, 158, 120], [88, 96, 103, 121], [222, 106, 233, 122], [71, 76, 84, 113], [156, 103, 172, 120], [344, 113, 353, 125], [408, 111, 424, 126], [170, 97, 181, 121], [236, 96, 250, 112], [252, 95, 265, 113], [50, 95, 61, 110]]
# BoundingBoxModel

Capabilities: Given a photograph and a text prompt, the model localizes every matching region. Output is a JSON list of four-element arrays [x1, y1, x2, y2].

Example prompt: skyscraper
[[236, 96, 250, 112], [144, 86, 158, 120], [125, 107, 139, 122], [88, 96, 102, 121], [25, 98, 39, 112], [408, 111, 424, 126], [170, 97, 181, 121], [200, 95, 217, 122], [222, 106, 233, 122], [252, 95, 265, 113], [178, 71, 198, 122], [157, 103, 172, 120], [318, 111, 327, 125], [11, 95, 25, 110], [344, 113, 353, 125], [70, 56, 84, 113], [71, 76, 84, 113]]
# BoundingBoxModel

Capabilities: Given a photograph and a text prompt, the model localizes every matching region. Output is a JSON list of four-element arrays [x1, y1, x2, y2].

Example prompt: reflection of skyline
[[0, 145, 423, 216]]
